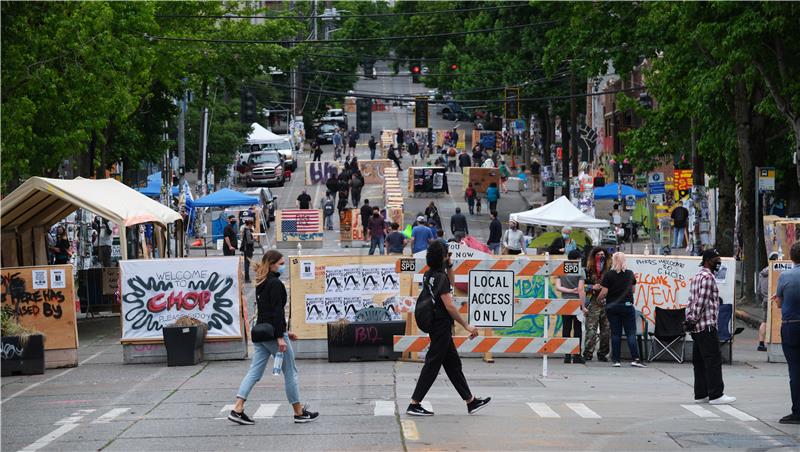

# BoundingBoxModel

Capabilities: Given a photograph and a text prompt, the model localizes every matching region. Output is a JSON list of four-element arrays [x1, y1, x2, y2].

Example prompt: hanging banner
[[119, 257, 242, 341]]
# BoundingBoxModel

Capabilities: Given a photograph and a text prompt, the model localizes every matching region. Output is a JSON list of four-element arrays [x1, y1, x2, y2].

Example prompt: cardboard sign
[[0, 265, 78, 351], [413, 242, 493, 260], [119, 257, 242, 341], [468, 270, 514, 327]]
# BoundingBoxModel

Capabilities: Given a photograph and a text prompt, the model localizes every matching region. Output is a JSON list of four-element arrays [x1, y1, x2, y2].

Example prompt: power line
[[143, 20, 557, 46], [156, 4, 525, 21]]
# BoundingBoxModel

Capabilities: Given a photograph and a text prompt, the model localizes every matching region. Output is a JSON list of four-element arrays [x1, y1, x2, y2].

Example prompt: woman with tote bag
[[228, 250, 320, 425]]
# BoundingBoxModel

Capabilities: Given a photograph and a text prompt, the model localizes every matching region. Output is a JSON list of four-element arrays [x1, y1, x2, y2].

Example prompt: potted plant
[[162, 316, 208, 366], [1, 305, 45, 376]]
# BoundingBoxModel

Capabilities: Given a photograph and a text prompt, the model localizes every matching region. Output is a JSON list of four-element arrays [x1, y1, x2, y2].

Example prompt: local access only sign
[[468, 270, 514, 327]]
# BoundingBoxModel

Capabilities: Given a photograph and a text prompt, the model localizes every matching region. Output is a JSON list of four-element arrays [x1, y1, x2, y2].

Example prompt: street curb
[[735, 309, 761, 329]]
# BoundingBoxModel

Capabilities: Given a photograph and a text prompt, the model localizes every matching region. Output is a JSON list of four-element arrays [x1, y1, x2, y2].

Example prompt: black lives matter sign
[[468, 270, 514, 328]]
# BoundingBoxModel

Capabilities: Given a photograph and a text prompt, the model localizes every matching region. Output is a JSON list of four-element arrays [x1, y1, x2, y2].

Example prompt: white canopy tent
[[1, 177, 183, 265], [247, 122, 285, 144], [510, 196, 610, 228]]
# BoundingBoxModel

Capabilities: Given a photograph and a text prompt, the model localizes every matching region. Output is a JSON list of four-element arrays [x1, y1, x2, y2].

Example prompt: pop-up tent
[[593, 182, 646, 200], [248, 122, 285, 144], [137, 178, 179, 198], [192, 188, 259, 207], [510, 196, 610, 228], [1, 177, 183, 265]]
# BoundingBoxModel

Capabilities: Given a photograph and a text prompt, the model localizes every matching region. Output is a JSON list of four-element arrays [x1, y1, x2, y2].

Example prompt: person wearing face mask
[[223, 215, 238, 256], [685, 249, 736, 405], [501, 220, 526, 255], [229, 250, 319, 425], [582, 247, 611, 362], [548, 226, 575, 255]]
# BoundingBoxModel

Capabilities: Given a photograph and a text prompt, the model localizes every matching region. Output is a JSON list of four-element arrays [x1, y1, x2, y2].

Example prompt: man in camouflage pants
[[583, 296, 610, 361]]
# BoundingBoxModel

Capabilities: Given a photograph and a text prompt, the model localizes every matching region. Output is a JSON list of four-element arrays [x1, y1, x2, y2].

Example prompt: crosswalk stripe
[[19, 423, 80, 452], [374, 400, 395, 416], [681, 404, 719, 418], [527, 402, 560, 418], [714, 405, 757, 421], [220, 404, 235, 413], [253, 403, 280, 419], [92, 408, 129, 424], [55, 416, 84, 425], [566, 403, 601, 419]]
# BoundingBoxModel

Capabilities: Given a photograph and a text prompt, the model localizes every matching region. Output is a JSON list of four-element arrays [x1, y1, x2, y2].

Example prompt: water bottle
[[272, 352, 284, 376]]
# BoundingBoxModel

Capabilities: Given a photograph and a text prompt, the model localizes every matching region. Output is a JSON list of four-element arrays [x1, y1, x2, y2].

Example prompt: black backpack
[[414, 273, 436, 333]]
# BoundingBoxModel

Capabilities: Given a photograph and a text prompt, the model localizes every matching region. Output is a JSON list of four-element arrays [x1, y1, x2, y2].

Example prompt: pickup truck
[[245, 151, 285, 187]]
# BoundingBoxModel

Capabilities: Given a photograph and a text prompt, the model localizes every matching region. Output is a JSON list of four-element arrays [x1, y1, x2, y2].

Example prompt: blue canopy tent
[[192, 188, 259, 207], [192, 189, 259, 241], [137, 178, 179, 198], [593, 183, 646, 199]]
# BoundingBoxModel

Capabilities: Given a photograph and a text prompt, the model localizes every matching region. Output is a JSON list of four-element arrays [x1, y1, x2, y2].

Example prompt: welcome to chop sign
[[468, 270, 514, 327]]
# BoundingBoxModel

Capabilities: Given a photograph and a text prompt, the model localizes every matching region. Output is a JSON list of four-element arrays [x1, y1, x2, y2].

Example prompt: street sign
[[513, 119, 526, 132], [648, 172, 664, 184], [624, 194, 637, 210], [544, 180, 566, 188], [649, 193, 665, 205], [468, 270, 514, 328], [758, 167, 775, 192]]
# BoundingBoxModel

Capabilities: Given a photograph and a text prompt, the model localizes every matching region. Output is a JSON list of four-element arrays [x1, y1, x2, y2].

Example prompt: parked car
[[321, 108, 348, 129], [244, 151, 285, 187], [243, 187, 277, 226], [315, 122, 339, 144], [440, 101, 472, 121]]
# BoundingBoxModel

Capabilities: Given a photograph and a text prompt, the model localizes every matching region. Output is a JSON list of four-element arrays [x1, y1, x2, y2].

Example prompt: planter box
[[327, 321, 406, 362], [162, 326, 205, 366], [1, 334, 45, 376]]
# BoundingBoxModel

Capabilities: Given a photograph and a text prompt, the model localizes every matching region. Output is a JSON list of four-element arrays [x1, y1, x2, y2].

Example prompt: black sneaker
[[227, 410, 254, 425], [467, 397, 491, 415], [572, 355, 585, 364], [597, 356, 609, 362], [779, 414, 800, 424], [563, 355, 572, 364], [583, 355, 593, 362], [294, 406, 319, 423], [406, 403, 434, 416], [757, 344, 767, 351]]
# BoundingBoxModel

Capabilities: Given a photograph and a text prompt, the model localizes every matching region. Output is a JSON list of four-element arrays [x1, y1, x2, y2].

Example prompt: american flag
[[281, 210, 320, 233]]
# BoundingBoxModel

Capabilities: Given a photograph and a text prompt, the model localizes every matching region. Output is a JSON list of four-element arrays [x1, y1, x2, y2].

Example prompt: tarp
[[248, 122, 286, 144], [192, 188, 258, 207], [137, 178, 179, 198], [1, 177, 183, 229], [510, 196, 610, 228], [593, 182, 646, 200]]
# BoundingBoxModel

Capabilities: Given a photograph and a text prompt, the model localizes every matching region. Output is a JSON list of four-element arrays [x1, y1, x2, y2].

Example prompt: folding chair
[[717, 302, 744, 364], [648, 307, 686, 363]]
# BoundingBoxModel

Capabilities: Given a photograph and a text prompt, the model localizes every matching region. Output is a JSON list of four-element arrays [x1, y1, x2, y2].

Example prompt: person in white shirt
[[502, 220, 526, 255]]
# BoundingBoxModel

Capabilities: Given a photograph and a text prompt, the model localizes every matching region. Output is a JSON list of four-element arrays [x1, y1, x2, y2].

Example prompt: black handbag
[[250, 304, 275, 342], [251, 322, 275, 342]]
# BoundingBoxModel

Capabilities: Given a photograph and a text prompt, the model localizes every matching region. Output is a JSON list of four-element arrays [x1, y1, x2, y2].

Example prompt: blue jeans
[[673, 227, 686, 248], [605, 304, 640, 362], [236, 333, 300, 405], [324, 214, 333, 230], [369, 236, 385, 255], [488, 242, 501, 255]]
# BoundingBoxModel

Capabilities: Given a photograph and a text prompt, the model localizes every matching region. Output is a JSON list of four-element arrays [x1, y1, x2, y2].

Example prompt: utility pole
[[570, 69, 579, 176], [690, 116, 704, 256], [177, 88, 186, 183], [561, 115, 569, 197]]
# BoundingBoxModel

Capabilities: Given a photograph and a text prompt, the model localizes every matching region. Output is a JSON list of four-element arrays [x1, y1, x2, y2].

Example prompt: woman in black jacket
[[228, 250, 319, 425]]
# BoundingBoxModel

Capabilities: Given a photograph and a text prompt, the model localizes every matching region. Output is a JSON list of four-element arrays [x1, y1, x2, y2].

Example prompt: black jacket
[[256, 272, 287, 337], [488, 218, 502, 244], [450, 213, 469, 234], [360, 204, 373, 226], [458, 153, 472, 167]]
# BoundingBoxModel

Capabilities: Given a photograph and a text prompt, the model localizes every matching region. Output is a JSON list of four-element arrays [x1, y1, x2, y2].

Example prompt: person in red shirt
[[367, 207, 386, 255]]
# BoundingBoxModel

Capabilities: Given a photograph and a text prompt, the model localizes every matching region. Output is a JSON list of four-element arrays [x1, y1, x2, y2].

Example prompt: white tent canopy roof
[[1, 177, 183, 230], [247, 122, 287, 144], [509, 196, 610, 229]]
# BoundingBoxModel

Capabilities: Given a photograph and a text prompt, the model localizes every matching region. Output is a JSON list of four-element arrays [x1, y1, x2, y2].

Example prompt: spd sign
[[468, 270, 514, 327]]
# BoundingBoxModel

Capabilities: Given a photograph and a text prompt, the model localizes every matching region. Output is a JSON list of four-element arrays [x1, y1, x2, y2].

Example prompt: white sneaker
[[694, 397, 709, 403], [709, 395, 736, 405], [612, 362, 621, 367], [630, 360, 648, 368]]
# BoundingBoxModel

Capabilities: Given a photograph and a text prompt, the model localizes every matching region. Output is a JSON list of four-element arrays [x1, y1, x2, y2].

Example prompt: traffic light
[[414, 97, 429, 128], [240, 87, 256, 123], [448, 63, 459, 71], [504, 87, 520, 120], [411, 64, 421, 83], [356, 97, 372, 134]]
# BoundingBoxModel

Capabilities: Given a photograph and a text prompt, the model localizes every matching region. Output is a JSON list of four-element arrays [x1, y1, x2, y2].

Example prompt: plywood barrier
[[358, 160, 393, 185], [407, 167, 448, 196], [275, 209, 324, 243], [768, 260, 793, 347], [288, 255, 414, 340], [463, 167, 501, 195], [304, 161, 340, 186], [1, 265, 79, 368]]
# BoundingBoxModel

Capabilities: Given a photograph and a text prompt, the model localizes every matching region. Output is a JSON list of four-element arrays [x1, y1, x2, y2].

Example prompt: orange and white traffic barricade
[[394, 256, 584, 377]]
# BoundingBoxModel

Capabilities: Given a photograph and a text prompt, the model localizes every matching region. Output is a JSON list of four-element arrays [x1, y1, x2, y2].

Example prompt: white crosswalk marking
[[55, 416, 84, 425], [92, 408, 129, 424], [566, 403, 601, 419], [220, 404, 235, 413], [527, 403, 560, 418], [19, 424, 80, 451], [374, 400, 395, 416], [714, 405, 757, 421], [682, 404, 719, 418], [253, 403, 280, 419]]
